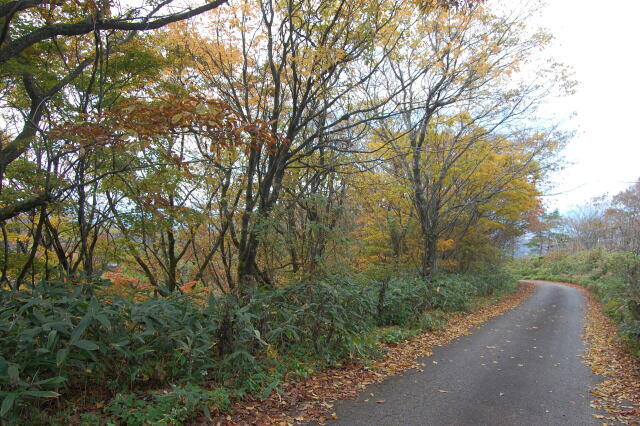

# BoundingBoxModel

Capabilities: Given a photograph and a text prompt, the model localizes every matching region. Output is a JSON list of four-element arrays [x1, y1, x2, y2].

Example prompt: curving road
[[326, 281, 602, 426]]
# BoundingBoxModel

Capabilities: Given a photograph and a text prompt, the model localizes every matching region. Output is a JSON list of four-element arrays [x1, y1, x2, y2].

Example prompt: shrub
[[376, 278, 430, 327], [0, 267, 515, 422], [106, 383, 230, 425], [429, 275, 474, 311], [0, 279, 228, 421]]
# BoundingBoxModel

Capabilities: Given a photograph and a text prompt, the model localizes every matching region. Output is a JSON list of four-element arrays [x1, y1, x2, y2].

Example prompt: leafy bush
[[375, 271, 513, 328], [106, 383, 230, 425], [0, 268, 517, 422], [0, 278, 230, 421], [256, 277, 376, 358], [429, 275, 474, 312], [376, 278, 430, 327], [377, 327, 418, 345]]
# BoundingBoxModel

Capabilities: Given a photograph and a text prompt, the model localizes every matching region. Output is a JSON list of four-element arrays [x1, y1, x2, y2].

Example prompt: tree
[[0, 0, 229, 221], [608, 180, 640, 253], [526, 208, 565, 256], [563, 198, 609, 252], [171, 0, 417, 288], [371, 3, 566, 278]]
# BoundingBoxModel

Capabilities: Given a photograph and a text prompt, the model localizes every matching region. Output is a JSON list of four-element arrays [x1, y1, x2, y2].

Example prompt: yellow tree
[[374, 3, 569, 278], [369, 119, 560, 277]]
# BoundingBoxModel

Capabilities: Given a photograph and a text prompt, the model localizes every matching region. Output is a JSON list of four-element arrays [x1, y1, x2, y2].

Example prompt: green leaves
[[0, 270, 499, 422], [56, 348, 69, 367], [0, 393, 17, 417], [21, 390, 60, 398], [72, 340, 100, 351], [7, 365, 19, 387], [70, 315, 92, 344]]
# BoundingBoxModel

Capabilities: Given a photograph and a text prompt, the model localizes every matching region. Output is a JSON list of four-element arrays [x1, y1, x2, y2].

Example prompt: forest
[[0, 0, 578, 423]]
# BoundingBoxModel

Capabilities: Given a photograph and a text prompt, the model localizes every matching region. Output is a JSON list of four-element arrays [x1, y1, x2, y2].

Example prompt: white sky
[[528, 0, 640, 212]]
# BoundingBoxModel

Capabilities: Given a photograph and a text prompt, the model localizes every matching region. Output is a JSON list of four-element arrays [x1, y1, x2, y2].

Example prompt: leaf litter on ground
[[560, 282, 640, 425], [200, 282, 536, 425]]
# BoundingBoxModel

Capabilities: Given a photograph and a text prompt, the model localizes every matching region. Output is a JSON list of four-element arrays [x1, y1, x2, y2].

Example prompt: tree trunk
[[421, 232, 438, 279]]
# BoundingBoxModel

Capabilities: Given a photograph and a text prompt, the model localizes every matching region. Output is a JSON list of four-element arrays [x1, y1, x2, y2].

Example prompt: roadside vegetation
[[0, 0, 567, 423], [1, 270, 517, 423], [510, 180, 640, 356]]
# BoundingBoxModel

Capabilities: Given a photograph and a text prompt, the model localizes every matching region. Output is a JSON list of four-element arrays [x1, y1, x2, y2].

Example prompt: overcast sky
[[523, 0, 640, 212]]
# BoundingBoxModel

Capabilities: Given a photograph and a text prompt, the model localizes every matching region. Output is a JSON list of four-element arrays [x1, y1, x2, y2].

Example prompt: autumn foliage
[[0, 0, 574, 423]]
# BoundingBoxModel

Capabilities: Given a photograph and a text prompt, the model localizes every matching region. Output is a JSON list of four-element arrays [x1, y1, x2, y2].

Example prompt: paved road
[[327, 281, 601, 426]]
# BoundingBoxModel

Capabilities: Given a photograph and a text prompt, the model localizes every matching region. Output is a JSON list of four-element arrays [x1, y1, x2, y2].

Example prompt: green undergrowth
[[1, 269, 517, 424], [509, 249, 640, 357]]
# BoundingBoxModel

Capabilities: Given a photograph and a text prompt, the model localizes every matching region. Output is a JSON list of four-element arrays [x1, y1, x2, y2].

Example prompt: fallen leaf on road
[[376, 400, 386, 404], [206, 282, 536, 425], [438, 389, 448, 393], [575, 282, 640, 425]]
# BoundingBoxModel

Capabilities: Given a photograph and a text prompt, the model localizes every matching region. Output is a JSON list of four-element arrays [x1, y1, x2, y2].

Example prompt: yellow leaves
[[5, 231, 26, 243], [290, 47, 348, 77], [170, 113, 183, 125]]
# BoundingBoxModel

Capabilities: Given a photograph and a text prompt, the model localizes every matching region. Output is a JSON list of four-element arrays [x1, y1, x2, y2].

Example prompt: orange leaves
[[102, 271, 154, 302], [579, 286, 640, 425], [49, 95, 282, 156], [437, 238, 455, 251]]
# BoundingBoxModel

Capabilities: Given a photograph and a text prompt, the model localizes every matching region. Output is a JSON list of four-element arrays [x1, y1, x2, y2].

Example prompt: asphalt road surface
[[327, 280, 601, 426]]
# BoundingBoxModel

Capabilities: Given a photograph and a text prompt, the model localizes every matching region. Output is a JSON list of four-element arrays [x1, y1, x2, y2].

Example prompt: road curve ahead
[[327, 281, 601, 426]]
